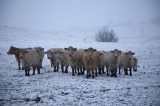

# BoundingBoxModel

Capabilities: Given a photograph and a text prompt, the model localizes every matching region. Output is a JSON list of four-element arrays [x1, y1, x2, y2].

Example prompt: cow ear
[[93, 49, 96, 51], [60, 51, 63, 54], [24, 50, 28, 53], [132, 52, 135, 55], [74, 48, 77, 51], [64, 48, 68, 50], [36, 49, 40, 53], [85, 49, 88, 52]]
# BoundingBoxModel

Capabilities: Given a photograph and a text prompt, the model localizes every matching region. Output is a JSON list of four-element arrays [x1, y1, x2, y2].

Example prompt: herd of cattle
[[7, 46, 138, 78]]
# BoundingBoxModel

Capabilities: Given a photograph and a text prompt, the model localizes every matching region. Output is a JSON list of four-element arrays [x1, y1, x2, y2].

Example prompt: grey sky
[[0, 0, 160, 31]]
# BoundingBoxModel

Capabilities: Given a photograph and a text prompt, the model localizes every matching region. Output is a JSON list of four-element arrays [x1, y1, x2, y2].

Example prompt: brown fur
[[7, 46, 31, 70], [83, 47, 97, 78]]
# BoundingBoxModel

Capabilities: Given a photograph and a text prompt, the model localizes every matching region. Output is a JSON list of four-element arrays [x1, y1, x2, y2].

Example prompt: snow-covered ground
[[0, 26, 160, 106]]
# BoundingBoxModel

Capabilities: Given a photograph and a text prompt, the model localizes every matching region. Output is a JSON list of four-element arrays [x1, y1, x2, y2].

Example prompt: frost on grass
[[0, 26, 160, 106]]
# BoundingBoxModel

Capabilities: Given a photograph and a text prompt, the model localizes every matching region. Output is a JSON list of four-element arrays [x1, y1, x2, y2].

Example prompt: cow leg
[[56, 64, 59, 72], [72, 67, 75, 76], [32, 67, 36, 75], [86, 71, 89, 79], [27, 69, 30, 76], [102, 66, 104, 74], [74, 66, 77, 74], [79, 66, 82, 75], [95, 68, 98, 76], [82, 68, 84, 75], [114, 69, 117, 77], [98, 67, 102, 75], [54, 66, 57, 72], [124, 68, 128, 75], [119, 66, 121, 74], [88, 70, 91, 77], [25, 69, 28, 76], [129, 68, 132, 76], [65, 66, 68, 73], [83, 66, 86, 71], [74, 66, 77, 73], [37, 67, 40, 74], [18, 62, 21, 70], [40, 60, 43, 68], [15, 54, 21, 70], [92, 70, 95, 78], [77, 67, 80, 75], [110, 70, 114, 77], [106, 67, 109, 76], [82, 65, 85, 75], [61, 65, 64, 73]]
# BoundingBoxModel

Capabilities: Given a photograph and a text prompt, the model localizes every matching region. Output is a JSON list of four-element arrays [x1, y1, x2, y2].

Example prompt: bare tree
[[95, 26, 118, 42]]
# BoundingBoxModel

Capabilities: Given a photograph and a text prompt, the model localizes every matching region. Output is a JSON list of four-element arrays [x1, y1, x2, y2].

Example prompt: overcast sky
[[0, 0, 160, 31]]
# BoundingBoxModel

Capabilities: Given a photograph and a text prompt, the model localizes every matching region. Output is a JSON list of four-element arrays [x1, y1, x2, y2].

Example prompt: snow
[[0, 26, 160, 106]]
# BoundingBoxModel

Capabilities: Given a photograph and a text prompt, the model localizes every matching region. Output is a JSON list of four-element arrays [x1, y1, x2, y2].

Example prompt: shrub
[[95, 26, 118, 42]]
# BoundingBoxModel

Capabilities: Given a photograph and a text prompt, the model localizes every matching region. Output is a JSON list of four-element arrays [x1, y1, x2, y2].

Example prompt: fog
[[0, 0, 160, 37]]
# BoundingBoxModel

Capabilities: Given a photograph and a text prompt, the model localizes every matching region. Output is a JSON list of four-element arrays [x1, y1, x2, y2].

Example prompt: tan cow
[[76, 48, 85, 75], [34, 47, 44, 68], [103, 49, 121, 77], [58, 50, 69, 73], [82, 47, 97, 78], [45, 48, 63, 72], [45, 48, 63, 68], [7, 46, 32, 70], [19, 49, 42, 76], [118, 51, 135, 76], [93, 51, 103, 76], [64, 46, 82, 76]]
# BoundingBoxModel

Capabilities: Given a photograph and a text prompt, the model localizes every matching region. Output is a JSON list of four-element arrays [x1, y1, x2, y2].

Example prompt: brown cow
[[118, 51, 135, 76], [64, 46, 83, 76], [82, 47, 97, 78], [19, 49, 42, 76], [103, 49, 121, 77], [7, 46, 32, 70]]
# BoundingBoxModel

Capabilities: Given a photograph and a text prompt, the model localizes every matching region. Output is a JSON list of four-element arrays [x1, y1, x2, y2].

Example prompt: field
[[0, 26, 160, 106]]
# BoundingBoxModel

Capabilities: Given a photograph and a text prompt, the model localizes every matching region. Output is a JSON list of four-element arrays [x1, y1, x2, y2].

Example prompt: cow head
[[125, 51, 135, 61], [7, 46, 18, 54], [111, 49, 121, 59], [85, 47, 96, 57], [65, 46, 77, 57]]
